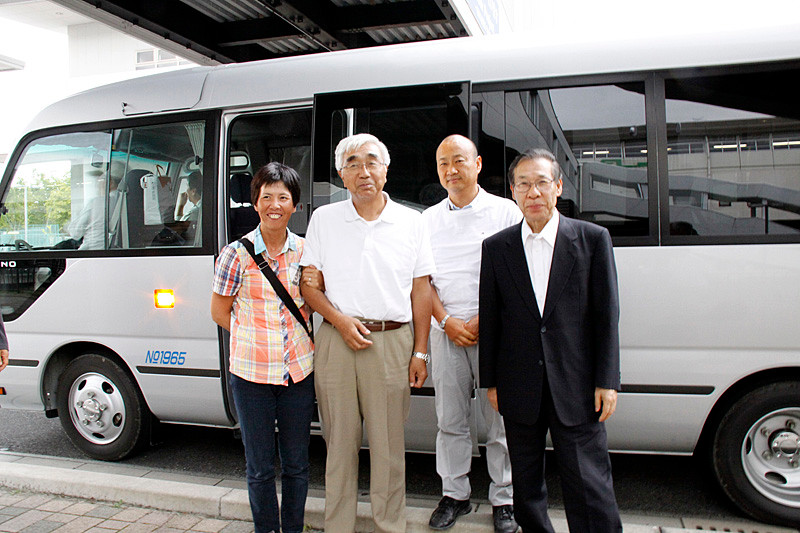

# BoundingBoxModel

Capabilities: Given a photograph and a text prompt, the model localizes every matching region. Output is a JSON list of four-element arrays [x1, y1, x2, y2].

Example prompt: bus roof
[[24, 19, 800, 134]]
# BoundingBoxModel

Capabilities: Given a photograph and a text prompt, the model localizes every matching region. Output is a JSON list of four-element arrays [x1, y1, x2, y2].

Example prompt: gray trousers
[[430, 326, 513, 505]]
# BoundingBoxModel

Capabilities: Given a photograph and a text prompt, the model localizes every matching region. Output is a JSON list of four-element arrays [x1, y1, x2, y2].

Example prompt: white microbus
[[2, 25, 800, 526]]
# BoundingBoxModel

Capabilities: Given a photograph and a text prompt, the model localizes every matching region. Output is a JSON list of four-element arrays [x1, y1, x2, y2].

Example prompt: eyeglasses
[[513, 178, 558, 194], [342, 161, 386, 172]]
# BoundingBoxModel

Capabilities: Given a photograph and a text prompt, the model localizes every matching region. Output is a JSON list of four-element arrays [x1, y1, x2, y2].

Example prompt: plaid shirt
[[212, 227, 313, 385]]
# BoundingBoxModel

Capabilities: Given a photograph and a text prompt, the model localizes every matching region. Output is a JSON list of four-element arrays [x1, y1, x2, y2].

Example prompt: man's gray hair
[[334, 133, 391, 171], [507, 147, 562, 184]]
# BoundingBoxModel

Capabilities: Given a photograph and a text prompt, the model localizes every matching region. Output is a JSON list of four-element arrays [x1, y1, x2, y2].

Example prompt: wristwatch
[[438, 314, 451, 329], [412, 351, 430, 364]]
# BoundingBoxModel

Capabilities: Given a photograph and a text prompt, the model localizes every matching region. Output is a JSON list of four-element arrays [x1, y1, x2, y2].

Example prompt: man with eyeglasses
[[300, 133, 435, 533], [423, 135, 521, 532], [479, 148, 622, 532]]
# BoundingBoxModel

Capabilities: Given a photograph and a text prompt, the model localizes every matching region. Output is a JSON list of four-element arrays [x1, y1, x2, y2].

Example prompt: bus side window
[[0, 130, 115, 252], [474, 84, 650, 239], [0, 119, 207, 253], [664, 69, 800, 240], [112, 121, 206, 249]]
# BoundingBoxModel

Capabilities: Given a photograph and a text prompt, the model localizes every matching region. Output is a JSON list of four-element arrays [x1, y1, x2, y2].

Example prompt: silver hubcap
[[68, 372, 126, 445], [742, 407, 800, 508]]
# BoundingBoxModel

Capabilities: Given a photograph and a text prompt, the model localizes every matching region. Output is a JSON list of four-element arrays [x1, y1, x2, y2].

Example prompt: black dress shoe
[[493, 504, 519, 533], [428, 496, 471, 530]]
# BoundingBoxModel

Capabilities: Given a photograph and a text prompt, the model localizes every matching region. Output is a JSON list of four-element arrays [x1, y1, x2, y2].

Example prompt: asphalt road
[[0, 408, 746, 522]]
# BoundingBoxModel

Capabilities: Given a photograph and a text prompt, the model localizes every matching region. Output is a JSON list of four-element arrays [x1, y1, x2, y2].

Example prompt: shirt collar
[[521, 210, 560, 248], [344, 191, 402, 223], [252, 226, 297, 257], [446, 186, 484, 211]]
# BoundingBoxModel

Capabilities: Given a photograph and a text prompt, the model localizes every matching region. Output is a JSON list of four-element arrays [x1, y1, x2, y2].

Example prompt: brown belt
[[322, 317, 406, 332]]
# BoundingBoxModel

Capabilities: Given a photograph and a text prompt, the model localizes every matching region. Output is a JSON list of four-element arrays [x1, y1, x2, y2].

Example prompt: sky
[[0, 10, 171, 170], [0, 17, 70, 163]]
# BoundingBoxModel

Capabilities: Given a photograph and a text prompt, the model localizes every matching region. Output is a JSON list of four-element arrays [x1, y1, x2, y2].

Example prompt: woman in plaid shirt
[[211, 162, 314, 533]]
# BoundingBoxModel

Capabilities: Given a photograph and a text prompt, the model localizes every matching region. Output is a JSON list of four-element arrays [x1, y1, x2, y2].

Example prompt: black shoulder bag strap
[[238, 238, 313, 341]]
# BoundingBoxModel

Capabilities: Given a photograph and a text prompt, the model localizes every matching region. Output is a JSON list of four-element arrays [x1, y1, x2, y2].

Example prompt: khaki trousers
[[315, 321, 413, 533]]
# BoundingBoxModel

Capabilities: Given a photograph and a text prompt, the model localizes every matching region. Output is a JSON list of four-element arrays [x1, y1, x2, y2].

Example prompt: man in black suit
[[479, 148, 622, 532]]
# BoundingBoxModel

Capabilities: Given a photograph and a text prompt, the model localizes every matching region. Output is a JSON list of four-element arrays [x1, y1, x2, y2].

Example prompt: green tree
[[43, 172, 72, 229], [0, 169, 73, 244]]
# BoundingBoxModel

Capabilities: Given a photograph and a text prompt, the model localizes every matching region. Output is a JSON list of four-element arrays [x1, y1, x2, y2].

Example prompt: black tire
[[56, 353, 150, 461], [712, 381, 800, 527]]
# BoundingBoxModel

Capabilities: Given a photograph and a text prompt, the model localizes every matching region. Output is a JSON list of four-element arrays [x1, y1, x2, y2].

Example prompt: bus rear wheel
[[712, 381, 800, 527], [56, 353, 149, 461]]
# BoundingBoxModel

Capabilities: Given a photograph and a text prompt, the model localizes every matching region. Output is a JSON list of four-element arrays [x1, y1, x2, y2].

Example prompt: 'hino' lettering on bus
[[145, 350, 186, 365], [0, 261, 17, 267]]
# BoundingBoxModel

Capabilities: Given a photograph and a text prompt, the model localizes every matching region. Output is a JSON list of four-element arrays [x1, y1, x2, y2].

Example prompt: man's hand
[[301, 265, 325, 292], [409, 357, 428, 388], [444, 316, 478, 347], [487, 387, 498, 411], [595, 387, 618, 422], [332, 315, 373, 351], [176, 192, 189, 217], [465, 315, 479, 337], [0, 349, 9, 372]]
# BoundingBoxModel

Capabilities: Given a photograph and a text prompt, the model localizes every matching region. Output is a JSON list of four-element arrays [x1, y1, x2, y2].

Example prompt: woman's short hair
[[507, 148, 562, 185], [334, 133, 391, 171], [250, 162, 302, 206]]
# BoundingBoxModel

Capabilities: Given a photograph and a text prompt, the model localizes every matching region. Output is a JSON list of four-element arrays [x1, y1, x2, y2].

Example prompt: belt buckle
[[363, 320, 384, 331]]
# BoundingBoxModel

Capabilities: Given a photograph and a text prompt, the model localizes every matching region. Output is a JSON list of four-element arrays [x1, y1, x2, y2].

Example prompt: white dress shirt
[[301, 193, 436, 323], [521, 211, 560, 317]]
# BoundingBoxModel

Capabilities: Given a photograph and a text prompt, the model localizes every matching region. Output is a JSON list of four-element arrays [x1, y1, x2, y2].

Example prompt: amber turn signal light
[[154, 289, 175, 308]]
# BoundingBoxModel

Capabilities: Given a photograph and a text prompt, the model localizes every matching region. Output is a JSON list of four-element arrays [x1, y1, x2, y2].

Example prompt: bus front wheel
[[56, 353, 149, 461], [713, 381, 800, 527]]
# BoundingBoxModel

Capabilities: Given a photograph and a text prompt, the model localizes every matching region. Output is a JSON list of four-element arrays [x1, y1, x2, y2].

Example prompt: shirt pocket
[[288, 262, 302, 289]]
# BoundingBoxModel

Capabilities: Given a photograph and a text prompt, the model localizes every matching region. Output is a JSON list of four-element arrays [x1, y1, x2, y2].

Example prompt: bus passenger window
[[548, 84, 648, 237], [665, 69, 800, 239], [112, 121, 206, 249], [475, 84, 649, 238]]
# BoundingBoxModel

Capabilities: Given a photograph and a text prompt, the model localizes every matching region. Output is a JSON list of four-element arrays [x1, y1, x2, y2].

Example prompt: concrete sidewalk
[[0, 451, 795, 533]]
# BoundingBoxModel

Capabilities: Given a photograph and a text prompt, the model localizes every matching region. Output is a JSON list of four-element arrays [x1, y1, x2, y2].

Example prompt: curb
[[0, 462, 246, 519], [0, 461, 652, 532], [1, 457, 790, 533]]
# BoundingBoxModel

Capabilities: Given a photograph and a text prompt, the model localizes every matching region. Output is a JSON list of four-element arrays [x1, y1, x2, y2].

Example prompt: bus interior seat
[[230, 172, 259, 240], [121, 169, 160, 248]]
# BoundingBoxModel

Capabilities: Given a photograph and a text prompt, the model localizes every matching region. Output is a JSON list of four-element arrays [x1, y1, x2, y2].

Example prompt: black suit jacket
[[479, 216, 620, 427]]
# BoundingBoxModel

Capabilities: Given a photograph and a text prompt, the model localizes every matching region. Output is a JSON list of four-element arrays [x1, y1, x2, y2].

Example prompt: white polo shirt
[[301, 193, 436, 323], [423, 187, 521, 321]]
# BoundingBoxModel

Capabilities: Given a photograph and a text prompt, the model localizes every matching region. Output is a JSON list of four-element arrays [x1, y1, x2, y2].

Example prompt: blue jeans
[[230, 372, 315, 533]]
